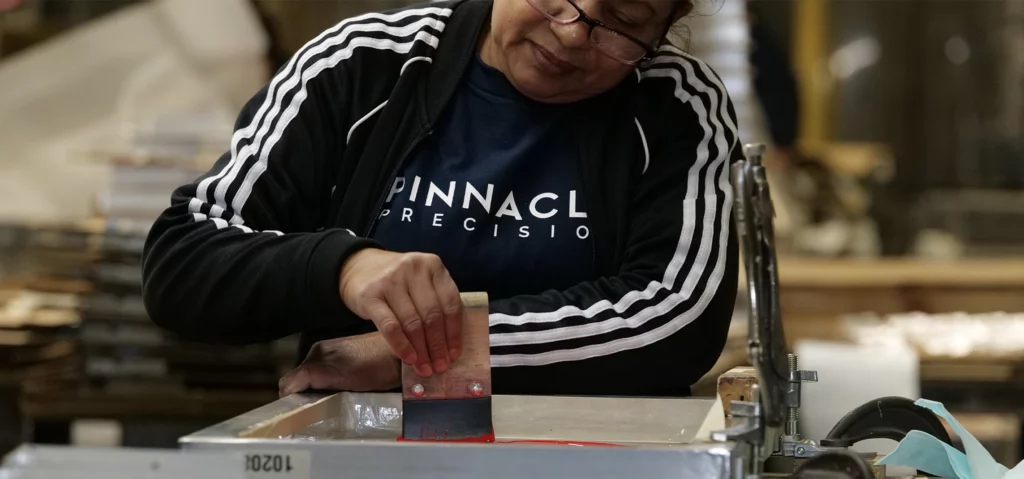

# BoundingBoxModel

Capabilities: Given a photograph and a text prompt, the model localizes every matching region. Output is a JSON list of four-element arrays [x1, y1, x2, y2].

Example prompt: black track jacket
[[142, 0, 742, 397]]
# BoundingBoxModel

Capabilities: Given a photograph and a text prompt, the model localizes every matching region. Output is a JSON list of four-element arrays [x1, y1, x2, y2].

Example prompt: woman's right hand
[[339, 248, 463, 377]]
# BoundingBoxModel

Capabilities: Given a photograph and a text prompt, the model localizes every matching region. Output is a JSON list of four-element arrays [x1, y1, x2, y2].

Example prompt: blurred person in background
[[141, 0, 741, 398], [678, 0, 803, 245], [747, 5, 799, 169]]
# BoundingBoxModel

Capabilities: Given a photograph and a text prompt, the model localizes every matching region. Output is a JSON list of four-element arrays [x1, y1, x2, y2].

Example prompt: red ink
[[396, 435, 621, 447], [398, 430, 496, 443], [500, 440, 624, 447]]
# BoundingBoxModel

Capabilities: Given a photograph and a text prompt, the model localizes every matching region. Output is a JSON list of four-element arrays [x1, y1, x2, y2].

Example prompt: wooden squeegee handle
[[400, 292, 491, 401]]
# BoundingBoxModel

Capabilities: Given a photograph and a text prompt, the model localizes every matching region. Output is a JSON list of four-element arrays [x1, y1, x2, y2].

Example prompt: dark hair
[[664, 0, 725, 50], [674, 1, 696, 18], [662, 1, 696, 49]]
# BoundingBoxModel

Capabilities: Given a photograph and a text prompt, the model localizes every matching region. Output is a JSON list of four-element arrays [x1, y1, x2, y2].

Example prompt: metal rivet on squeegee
[[411, 384, 425, 397], [468, 382, 483, 396]]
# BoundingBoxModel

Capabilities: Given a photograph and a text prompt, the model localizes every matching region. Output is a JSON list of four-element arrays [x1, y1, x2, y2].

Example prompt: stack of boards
[[76, 221, 294, 395], [0, 113, 294, 431], [0, 223, 85, 390], [75, 114, 296, 396], [1, 220, 294, 409]]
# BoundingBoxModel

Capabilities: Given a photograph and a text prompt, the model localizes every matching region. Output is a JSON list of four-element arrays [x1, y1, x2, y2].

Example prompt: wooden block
[[863, 455, 886, 479], [717, 366, 758, 416]]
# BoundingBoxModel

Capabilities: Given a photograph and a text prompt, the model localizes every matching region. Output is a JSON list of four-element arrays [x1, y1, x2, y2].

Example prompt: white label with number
[[243, 450, 312, 479]]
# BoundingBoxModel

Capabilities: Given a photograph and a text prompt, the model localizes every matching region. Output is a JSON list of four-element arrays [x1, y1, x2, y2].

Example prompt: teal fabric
[[877, 430, 969, 479], [877, 399, 1016, 479]]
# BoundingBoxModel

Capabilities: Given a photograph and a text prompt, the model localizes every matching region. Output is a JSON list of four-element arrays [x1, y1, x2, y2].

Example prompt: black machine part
[[790, 450, 875, 479], [819, 396, 953, 448], [732, 146, 792, 431]]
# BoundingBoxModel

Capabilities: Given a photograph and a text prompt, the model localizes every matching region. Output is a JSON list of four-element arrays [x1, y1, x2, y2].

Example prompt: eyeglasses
[[524, 0, 658, 65]]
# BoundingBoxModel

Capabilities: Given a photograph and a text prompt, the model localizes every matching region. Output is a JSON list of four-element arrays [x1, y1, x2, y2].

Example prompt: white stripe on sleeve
[[193, 6, 451, 218], [229, 29, 448, 218], [184, 6, 451, 235]]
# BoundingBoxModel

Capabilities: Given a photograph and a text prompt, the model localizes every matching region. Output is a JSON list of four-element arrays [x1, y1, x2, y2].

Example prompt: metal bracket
[[731, 143, 791, 431], [713, 143, 829, 477], [785, 354, 819, 438], [712, 398, 763, 443]]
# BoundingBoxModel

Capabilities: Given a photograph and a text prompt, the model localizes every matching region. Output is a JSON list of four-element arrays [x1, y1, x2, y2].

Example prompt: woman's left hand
[[278, 333, 400, 397]]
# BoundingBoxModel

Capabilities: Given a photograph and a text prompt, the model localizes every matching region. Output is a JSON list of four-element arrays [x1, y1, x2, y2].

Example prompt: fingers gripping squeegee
[[401, 292, 494, 442]]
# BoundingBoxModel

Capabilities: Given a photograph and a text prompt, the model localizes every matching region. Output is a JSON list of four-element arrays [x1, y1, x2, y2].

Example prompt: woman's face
[[482, 0, 678, 104]]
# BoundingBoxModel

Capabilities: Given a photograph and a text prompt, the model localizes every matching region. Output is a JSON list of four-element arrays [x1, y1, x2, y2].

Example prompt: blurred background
[[0, 0, 1021, 467]]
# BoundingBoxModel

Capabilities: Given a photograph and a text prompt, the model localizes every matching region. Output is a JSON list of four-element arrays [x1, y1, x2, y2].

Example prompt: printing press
[[170, 144, 954, 479]]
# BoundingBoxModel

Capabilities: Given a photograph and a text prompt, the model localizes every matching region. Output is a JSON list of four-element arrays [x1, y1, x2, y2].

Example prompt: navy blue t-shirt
[[371, 55, 595, 299]]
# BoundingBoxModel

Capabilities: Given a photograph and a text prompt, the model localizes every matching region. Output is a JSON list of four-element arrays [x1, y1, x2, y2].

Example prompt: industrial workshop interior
[[1, 0, 1023, 477]]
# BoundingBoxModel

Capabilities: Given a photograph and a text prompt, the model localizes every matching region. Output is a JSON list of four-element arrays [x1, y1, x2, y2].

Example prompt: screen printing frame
[[180, 392, 747, 479]]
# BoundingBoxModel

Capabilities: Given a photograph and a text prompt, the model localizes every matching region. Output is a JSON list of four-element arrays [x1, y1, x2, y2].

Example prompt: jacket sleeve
[[142, 31, 375, 345], [488, 51, 741, 387]]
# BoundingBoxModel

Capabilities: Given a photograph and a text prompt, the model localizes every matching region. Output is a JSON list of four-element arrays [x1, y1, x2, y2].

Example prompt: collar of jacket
[[421, 0, 492, 127]]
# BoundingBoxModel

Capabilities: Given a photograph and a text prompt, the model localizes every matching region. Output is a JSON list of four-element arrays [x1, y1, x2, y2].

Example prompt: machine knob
[[743, 143, 767, 159]]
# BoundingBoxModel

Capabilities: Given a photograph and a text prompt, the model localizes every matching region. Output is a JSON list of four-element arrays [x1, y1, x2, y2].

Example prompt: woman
[[142, 0, 741, 398]]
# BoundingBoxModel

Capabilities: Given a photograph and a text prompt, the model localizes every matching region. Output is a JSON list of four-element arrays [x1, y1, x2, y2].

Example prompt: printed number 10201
[[246, 454, 294, 474]]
